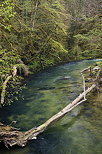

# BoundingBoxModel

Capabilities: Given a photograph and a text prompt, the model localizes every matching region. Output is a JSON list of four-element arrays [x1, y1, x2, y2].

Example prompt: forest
[[0, 0, 102, 105], [0, 0, 102, 152]]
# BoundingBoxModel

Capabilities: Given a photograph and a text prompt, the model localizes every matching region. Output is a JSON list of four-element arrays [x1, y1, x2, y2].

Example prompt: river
[[0, 59, 102, 154]]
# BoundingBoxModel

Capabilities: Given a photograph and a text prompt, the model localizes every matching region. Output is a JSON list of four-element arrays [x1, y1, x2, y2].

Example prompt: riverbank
[[1, 57, 102, 106]]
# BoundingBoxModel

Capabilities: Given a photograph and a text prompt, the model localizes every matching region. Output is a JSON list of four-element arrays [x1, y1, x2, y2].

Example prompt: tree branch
[[0, 65, 18, 105]]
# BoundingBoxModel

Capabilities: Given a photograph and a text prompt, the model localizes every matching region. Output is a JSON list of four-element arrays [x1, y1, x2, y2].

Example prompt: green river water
[[0, 59, 102, 154]]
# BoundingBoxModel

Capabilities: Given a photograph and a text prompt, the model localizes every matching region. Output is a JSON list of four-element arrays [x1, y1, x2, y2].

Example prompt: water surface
[[0, 59, 102, 154]]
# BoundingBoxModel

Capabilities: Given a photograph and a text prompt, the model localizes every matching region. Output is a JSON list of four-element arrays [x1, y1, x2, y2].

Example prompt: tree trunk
[[0, 84, 96, 147], [1, 65, 101, 147]]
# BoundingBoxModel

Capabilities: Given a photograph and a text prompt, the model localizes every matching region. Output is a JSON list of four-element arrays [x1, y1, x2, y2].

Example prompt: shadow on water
[[0, 59, 102, 154]]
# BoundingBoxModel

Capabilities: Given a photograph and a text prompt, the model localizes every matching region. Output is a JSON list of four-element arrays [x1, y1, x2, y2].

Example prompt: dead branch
[[25, 84, 95, 141], [81, 72, 86, 99], [80, 66, 91, 73], [0, 66, 100, 147], [0, 83, 96, 147]]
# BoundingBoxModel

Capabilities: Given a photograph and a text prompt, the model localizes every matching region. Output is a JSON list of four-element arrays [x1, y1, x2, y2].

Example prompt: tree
[[0, 0, 71, 105], [65, 0, 102, 59]]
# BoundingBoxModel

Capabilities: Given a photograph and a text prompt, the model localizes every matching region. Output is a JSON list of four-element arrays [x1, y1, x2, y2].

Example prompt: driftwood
[[0, 65, 102, 148]]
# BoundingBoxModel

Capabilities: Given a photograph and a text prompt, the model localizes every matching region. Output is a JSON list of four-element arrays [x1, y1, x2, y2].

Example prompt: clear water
[[0, 59, 102, 154]]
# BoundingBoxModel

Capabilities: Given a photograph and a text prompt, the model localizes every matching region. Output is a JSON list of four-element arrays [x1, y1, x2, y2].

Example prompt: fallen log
[[80, 66, 91, 73], [0, 83, 96, 147], [24, 84, 96, 140], [1, 65, 101, 148]]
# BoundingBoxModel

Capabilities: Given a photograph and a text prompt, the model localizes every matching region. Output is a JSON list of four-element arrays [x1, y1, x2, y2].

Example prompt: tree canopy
[[0, 0, 102, 105]]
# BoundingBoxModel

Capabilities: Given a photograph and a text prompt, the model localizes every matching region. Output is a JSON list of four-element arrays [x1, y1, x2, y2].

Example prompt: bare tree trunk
[[0, 66, 17, 105], [25, 84, 96, 140], [1, 66, 101, 147], [0, 61, 29, 105], [0, 83, 96, 147], [31, 0, 38, 31]]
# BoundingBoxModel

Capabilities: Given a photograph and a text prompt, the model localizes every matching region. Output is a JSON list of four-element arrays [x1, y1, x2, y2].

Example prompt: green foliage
[[14, 0, 70, 66], [73, 15, 102, 59], [4, 76, 25, 106], [0, 0, 16, 31], [0, 48, 20, 105], [0, 0, 70, 105], [0, 49, 19, 77], [1, 0, 102, 105], [66, 0, 102, 60]]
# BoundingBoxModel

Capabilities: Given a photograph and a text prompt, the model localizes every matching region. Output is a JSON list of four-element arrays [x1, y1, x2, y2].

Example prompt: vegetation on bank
[[0, 0, 102, 105]]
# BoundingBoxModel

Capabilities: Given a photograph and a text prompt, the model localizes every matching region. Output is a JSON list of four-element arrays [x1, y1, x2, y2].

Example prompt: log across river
[[0, 59, 102, 154]]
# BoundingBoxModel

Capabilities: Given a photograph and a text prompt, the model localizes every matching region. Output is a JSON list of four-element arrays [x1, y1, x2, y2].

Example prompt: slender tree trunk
[[31, 0, 38, 31]]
